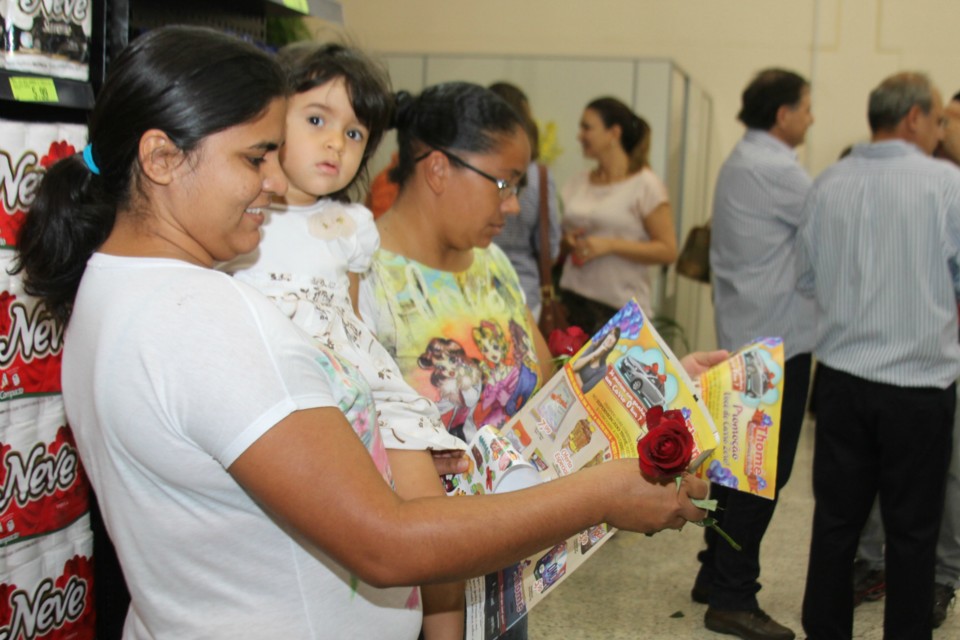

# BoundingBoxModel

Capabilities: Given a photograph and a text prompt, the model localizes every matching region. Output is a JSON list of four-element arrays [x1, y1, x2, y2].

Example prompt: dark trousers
[[801, 365, 955, 640], [559, 288, 620, 337], [695, 353, 812, 610]]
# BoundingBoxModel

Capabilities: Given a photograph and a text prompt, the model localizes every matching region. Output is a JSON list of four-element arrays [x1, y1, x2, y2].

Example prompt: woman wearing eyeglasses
[[358, 82, 548, 638], [361, 82, 551, 429], [559, 97, 678, 334]]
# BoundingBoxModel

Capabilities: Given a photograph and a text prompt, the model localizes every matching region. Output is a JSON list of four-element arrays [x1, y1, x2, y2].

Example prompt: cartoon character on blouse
[[417, 337, 483, 442], [505, 319, 539, 417], [313, 344, 392, 486], [472, 320, 520, 430]]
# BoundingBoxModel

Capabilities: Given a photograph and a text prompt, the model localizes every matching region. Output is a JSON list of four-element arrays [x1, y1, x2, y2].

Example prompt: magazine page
[[454, 299, 721, 639], [697, 339, 786, 500]]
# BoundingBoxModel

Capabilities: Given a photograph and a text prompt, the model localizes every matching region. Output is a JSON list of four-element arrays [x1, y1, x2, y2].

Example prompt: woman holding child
[[17, 28, 714, 638]]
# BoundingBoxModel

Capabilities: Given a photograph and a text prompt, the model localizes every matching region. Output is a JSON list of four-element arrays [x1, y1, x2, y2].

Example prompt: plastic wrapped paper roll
[[0, 0, 92, 81]]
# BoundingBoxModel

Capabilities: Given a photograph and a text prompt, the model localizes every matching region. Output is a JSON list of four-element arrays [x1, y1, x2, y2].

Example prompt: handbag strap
[[536, 164, 554, 297]]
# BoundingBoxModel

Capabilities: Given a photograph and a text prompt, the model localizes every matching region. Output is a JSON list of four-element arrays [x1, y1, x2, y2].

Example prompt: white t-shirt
[[559, 168, 669, 315], [63, 253, 422, 639], [223, 199, 464, 452]]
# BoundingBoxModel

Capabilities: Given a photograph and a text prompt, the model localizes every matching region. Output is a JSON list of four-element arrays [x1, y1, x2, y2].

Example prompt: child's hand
[[431, 449, 469, 476]]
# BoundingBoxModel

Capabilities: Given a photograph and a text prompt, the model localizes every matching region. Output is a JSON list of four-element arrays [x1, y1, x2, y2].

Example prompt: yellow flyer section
[[561, 299, 719, 468], [698, 339, 785, 500], [450, 299, 723, 638]]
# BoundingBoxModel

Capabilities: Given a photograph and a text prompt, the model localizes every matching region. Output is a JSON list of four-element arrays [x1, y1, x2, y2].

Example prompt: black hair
[[277, 41, 393, 202], [488, 81, 539, 161], [585, 97, 651, 171], [867, 72, 935, 133], [738, 68, 809, 130], [388, 82, 525, 186], [11, 26, 287, 324]]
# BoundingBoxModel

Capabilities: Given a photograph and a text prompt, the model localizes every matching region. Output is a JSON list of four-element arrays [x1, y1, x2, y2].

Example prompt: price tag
[[9, 77, 59, 103], [282, 0, 309, 14]]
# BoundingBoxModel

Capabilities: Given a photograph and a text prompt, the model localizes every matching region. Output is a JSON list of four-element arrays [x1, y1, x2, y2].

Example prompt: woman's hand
[[571, 235, 610, 266], [679, 349, 729, 378], [600, 461, 709, 533]]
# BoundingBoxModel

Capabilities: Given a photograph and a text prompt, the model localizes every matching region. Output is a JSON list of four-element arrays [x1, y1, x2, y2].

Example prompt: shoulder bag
[[535, 164, 569, 336]]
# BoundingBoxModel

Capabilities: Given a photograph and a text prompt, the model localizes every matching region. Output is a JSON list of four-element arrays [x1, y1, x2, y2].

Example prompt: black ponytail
[[586, 97, 652, 172], [12, 154, 113, 324], [388, 82, 524, 187]]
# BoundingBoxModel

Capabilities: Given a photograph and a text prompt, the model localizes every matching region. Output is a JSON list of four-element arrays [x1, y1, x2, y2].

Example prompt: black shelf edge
[[264, 0, 343, 22], [0, 70, 96, 111]]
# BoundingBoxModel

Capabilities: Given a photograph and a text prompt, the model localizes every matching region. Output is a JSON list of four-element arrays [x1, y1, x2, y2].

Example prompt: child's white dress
[[222, 199, 465, 452]]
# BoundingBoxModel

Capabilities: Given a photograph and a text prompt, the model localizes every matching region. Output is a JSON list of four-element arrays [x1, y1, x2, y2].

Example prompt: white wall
[[335, 0, 960, 176], [316, 0, 960, 351]]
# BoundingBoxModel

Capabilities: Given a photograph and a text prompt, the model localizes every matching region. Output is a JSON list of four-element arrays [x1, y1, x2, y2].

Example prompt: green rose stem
[[553, 355, 572, 368], [677, 476, 742, 552]]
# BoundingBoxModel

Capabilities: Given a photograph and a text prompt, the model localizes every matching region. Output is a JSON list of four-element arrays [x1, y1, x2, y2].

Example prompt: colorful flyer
[[560, 299, 720, 467], [698, 339, 786, 500], [456, 299, 726, 638]]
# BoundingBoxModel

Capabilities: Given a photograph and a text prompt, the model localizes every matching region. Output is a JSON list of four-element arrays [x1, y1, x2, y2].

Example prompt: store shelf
[[265, 0, 343, 22], [0, 70, 95, 109]]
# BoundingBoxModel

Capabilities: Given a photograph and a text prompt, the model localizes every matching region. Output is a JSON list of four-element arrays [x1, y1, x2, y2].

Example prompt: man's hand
[[680, 349, 730, 378]]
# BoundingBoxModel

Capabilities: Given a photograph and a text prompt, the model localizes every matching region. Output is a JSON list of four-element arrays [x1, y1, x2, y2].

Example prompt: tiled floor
[[528, 416, 960, 639]]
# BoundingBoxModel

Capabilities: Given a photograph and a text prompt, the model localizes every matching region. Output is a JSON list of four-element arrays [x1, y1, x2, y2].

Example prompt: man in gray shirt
[[695, 68, 815, 640], [798, 72, 960, 640]]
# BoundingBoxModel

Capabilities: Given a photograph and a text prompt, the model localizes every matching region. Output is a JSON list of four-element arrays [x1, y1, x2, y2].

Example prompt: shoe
[[691, 583, 710, 604], [704, 607, 795, 640], [932, 582, 955, 629], [852, 559, 885, 607]]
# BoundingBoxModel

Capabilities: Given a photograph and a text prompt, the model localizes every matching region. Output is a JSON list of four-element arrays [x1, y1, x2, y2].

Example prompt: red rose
[[636, 405, 694, 481], [547, 326, 589, 358]]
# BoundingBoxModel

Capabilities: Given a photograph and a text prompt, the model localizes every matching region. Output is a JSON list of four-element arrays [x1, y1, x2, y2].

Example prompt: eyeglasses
[[414, 145, 523, 200]]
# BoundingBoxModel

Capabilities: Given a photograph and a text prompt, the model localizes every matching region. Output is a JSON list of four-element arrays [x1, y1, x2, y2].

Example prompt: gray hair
[[868, 72, 935, 133]]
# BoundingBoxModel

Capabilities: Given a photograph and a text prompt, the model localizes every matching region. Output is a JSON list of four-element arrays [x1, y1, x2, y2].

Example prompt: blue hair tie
[[82, 144, 101, 176]]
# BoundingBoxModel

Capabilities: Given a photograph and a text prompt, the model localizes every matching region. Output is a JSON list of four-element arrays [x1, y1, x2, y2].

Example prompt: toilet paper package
[[0, 0, 93, 81]]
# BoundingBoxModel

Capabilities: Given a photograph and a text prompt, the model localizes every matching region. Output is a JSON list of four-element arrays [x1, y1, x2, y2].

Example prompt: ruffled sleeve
[[341, 203, 380, 273]]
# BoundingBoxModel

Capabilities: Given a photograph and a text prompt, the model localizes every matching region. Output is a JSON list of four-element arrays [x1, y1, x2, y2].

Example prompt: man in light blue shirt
[[695, 68, 814, 640], [798, 72, 960, 640]]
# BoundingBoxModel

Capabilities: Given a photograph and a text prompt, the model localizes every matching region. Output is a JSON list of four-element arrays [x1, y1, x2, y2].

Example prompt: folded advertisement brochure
[[447, 299, 786, 639]]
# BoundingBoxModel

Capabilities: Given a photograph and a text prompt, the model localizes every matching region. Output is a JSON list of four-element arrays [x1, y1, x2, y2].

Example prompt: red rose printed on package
[[0, 554, 95, 640], [636, 405, 694, 483], [39, 142, 76, 170], [0, 292, 63, 400], [0, 140, 76, 248], [0, 426, 89, 547]]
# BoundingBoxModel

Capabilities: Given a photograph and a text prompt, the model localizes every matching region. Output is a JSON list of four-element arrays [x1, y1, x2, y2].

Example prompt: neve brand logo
[[0, 427, 88, 546], [0, 555, 95, 640], [0, 292, 63, 400], [17, 0, 91, 23], [0, 141, 76, 248]]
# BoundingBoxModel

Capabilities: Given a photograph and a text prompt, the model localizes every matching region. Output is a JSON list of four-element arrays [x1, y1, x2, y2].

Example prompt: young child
[[221, 41, 467, 640]]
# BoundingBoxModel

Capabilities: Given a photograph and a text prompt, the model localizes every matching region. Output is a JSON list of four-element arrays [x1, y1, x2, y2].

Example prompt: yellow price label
[[9, 77, 59, 103], [283, 0, 309, 14]]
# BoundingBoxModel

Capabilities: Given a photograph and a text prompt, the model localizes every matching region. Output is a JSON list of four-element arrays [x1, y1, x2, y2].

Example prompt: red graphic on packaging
[[0, 554, 95, 640], [0, 292, 63, 400], [745, 410, 770, 494], [0, 427, 89, 546], [1, 140, 76, 248]]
